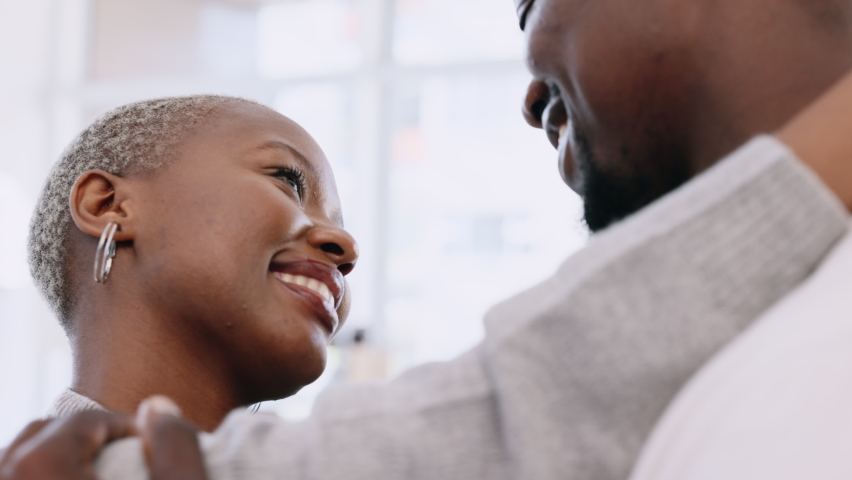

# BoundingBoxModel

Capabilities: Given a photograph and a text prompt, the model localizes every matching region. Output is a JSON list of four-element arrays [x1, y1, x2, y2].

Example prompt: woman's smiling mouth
[[269, 258, 344, 334]]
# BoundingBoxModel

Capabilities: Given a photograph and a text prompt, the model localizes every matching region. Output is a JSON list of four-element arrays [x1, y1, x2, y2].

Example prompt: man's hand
[[135, 396, 209, 480], [0, 395, 209, 480], [0, 411, 134, 480]]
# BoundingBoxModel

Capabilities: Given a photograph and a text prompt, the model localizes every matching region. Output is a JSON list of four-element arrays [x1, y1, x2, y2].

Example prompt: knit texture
[[46, 389, 106, 419]]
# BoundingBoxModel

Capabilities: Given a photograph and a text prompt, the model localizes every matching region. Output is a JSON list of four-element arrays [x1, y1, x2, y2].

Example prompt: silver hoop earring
[[94, 222, 119, 284]]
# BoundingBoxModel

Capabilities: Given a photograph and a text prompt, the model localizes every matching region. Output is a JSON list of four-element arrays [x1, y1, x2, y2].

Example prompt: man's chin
[[580, 170, 685, 233], [577, 166, 635, 232], [582, 204, 621, 233]]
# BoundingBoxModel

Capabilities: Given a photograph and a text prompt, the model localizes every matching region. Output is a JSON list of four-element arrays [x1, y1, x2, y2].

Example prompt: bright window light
[[394, 0, 525, 65], [0, 173, 32, 290], [257, 0, 362, 78]]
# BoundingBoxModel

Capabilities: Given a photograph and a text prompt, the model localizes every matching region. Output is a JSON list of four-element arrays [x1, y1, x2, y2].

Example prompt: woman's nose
[[307, 223, 359, 275], [523, 79, 550, 128]]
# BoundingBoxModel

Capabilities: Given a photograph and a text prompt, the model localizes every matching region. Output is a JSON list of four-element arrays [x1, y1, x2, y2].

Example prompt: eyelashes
[[272, 166, 306, 201]]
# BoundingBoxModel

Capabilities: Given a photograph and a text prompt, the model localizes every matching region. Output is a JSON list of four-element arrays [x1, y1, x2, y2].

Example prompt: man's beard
[[573, 131, 692, 233]]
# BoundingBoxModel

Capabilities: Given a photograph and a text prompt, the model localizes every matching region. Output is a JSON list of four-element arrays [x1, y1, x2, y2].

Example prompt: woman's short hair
[[27, 94, 256, 329]]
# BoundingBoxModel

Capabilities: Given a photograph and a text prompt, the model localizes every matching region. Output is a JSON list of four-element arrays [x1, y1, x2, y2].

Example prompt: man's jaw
[[540, 100, 638, 232]]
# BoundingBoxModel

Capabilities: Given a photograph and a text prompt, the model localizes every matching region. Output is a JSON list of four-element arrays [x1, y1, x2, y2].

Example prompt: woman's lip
[[273, 276, 339, 334], [268, 258, 344, 308]]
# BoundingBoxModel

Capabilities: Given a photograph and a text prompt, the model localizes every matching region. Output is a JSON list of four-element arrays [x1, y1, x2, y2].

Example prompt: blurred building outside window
[[0, 0, 586, 441]]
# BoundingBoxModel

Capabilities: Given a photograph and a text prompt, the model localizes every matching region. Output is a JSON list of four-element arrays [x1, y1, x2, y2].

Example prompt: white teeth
[[317, 283, 331, 302], [274, 273, 334, 304], [558, 123, 568, 142]]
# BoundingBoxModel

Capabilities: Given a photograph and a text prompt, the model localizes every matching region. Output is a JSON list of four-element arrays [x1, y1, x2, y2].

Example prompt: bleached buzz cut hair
[[28, 94, 260, 330]]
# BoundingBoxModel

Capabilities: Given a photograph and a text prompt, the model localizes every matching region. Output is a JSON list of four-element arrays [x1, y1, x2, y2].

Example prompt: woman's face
[[129, 102, 358, 402]]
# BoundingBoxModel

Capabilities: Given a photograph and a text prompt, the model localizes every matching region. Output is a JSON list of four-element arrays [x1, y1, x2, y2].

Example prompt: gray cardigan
[[92, 136, 848, 480]]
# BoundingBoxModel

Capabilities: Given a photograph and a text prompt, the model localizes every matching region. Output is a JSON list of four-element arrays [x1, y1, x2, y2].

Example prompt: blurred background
[[0, 0, 586, 444]]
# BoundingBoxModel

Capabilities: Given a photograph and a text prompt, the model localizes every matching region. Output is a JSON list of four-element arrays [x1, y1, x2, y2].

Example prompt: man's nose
[[523, 79, 550, 129]]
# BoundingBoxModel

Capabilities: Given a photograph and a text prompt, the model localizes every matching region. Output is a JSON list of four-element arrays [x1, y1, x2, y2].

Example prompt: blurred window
[[393, 0, 524, 65], [258, 1, 361, 78], [0, 0, 586, 439], [273, 83, 356, 169], [385, 73, 586, 369], [0, 173, 31, 289]]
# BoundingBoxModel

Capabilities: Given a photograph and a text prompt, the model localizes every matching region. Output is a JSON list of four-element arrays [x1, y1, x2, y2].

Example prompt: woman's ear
[[69, 170, 137, 242]]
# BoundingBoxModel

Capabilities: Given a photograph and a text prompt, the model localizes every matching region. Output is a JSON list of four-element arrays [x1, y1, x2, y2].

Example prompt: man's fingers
[[37, 410, 136, 462], [1, 420, 50, 456], [137, 396, 208, 480], [0, 411, 134, 480]]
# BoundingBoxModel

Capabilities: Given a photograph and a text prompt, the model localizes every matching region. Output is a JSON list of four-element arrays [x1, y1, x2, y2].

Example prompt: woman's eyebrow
[[255, 140, 318, 177]]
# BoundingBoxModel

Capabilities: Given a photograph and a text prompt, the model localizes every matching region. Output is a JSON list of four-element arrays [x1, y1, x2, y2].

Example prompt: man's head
[[516, 0, 852, 231]]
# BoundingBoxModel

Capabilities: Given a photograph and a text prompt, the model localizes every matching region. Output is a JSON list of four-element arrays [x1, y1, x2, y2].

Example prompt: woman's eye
[[272, 167, 305, 200]]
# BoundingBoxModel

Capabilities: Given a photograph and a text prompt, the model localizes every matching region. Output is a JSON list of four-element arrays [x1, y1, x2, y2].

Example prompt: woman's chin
[[246, 346, 328, 402]]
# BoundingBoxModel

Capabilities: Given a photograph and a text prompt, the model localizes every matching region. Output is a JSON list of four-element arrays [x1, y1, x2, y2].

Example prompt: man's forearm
[[96, 136, 849, 480]]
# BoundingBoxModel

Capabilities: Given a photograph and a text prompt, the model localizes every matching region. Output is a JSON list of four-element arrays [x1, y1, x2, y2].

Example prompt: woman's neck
[[69, 306, 247, 432]]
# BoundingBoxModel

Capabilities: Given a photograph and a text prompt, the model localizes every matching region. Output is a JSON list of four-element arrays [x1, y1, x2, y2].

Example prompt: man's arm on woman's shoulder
[[94, 134, 850, 480]]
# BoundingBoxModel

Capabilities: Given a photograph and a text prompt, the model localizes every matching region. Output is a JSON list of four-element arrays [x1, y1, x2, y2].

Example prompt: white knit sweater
[[46, 389, 105, 419]]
